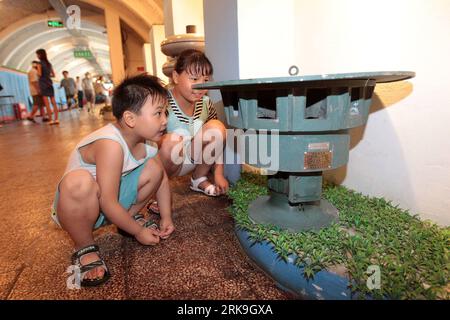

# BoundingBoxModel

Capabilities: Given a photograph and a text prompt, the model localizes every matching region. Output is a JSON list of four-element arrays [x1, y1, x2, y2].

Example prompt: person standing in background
[[82, 72, 95, 113], [27, 60, 49, 122], [60, 71, 77, 110], [36, 48, 59, 125], [76, 76, 84, 109], [94, 76, 103, 102]]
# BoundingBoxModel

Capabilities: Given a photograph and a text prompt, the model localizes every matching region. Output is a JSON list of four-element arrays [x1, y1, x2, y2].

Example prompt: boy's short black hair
[[175, 49, 213, 76], [62, 70, 68, 74], [112, 74, 167, 120]]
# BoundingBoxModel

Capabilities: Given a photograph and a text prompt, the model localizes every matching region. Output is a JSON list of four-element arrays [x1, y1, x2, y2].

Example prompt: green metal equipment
[[195, 71, 415, 232]]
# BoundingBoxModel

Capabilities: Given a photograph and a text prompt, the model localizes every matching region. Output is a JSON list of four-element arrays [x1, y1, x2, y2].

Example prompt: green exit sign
[[74, 50, 93, 59], [47, 20, 64, 28]]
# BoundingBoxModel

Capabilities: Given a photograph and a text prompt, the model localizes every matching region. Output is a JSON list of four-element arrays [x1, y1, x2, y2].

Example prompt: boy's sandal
[[190, 176, 218, 197], [117, 214, 158, 238], [71, 244, 110, 287], [142, 207, 171, 240], [146, 201, 160, 215]]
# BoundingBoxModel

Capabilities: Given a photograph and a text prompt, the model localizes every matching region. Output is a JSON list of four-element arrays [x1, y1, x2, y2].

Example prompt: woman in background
[[36, 48, 59, 125]]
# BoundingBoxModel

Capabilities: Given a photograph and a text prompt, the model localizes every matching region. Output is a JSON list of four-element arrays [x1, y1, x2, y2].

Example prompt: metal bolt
[[289, 65, 299, 76]]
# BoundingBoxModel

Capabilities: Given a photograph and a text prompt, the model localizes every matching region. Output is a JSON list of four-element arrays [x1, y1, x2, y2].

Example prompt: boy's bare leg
[[158, 133, 184, 177], [57, 170, 104, 280], [127, 157, 164, 216], [127, 156, 174, 240]]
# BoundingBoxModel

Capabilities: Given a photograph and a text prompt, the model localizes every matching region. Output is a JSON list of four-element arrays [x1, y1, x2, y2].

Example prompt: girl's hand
[[159, 218, 175, 239], [214, 174, 229, 195]]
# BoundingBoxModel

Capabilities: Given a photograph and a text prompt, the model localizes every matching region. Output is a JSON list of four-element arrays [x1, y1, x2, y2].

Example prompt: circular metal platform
[[194, 71, 415, 90]]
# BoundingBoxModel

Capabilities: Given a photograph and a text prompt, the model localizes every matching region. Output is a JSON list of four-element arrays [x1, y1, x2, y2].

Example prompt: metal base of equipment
[[248, 192, 339, 232]]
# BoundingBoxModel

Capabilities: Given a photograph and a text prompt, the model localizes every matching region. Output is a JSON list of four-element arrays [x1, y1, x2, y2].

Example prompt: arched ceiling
[[0, 0, 164, 79], [1, 16, 110, 75], [0, 10, 110, 77], [0, 0, 53, 32]]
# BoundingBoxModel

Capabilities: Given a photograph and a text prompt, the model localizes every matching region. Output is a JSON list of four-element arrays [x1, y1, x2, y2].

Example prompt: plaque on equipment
[[304, 151, 332, 170]]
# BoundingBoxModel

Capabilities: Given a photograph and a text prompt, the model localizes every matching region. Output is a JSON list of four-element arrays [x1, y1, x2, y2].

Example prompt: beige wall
[[105, 8, 125, 85], [164, 0, 204, 36]]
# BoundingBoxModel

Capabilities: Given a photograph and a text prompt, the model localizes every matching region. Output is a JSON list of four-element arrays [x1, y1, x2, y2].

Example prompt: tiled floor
[[0, 109, 294, 300]]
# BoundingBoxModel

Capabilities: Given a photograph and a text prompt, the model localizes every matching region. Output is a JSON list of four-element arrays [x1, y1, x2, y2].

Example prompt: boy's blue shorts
[[51, 161, 148, 229]]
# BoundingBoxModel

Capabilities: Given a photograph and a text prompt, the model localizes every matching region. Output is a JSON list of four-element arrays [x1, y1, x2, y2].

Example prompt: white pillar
[[203, 0, 296, 80], [236, 0, 296, 78], [203, 0, 239, 83], [143, 43, 154, 75], [150, 25, 168, 83]]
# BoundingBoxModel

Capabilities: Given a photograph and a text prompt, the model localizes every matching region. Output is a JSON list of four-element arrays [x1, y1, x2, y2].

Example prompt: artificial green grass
[[228, 172, 449, 300]]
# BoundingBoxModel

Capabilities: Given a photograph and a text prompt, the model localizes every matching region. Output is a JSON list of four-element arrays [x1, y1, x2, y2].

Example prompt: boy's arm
[[153, 155, 174, 238], [95, 139, 143, 236]]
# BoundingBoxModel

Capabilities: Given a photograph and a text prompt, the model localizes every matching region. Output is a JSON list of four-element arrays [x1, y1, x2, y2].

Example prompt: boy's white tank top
[[64, 123, 158, 179]]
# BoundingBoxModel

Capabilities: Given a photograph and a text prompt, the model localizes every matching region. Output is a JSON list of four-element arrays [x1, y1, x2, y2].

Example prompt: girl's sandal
[[146, 201, 160, 215], [190, 176, 218, 197]]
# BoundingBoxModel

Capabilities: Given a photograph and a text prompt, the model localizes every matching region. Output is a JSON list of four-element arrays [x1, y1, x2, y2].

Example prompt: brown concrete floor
[[0, 109, 294, 300]]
